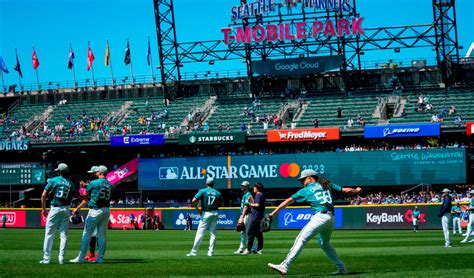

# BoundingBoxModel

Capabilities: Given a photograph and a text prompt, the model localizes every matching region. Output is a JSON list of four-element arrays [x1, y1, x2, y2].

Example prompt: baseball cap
[[241, 181, 250, 187], [297, 169, 317, 181], [87, 166, 100, 173], [206, 177, 215, 185], [441, 188, 451, 193], [469, 190, 474, 195], [98, 165, 108, 174], [54, 163, 69, 172]]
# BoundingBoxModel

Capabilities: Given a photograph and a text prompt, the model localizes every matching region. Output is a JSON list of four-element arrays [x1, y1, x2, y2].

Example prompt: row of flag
[[0, 39, 153, 77]]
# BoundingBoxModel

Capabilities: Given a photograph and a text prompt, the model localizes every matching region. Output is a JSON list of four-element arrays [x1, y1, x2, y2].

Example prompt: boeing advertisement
[[364, 124, 441, 138]]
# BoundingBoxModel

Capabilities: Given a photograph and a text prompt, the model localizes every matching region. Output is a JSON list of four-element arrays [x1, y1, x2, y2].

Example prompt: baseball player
[[451, 202, 462, 235], [267, 169, 362, 276], [40, 163, 75, 264], [438, 188, 452, 247], [461, 190, 474, 243], [70, 165, 112, 264], [186, 177, 223, 257], [2, 213, 6, 228], [234, 181, 254, 254], [412, 206, 420, 232]]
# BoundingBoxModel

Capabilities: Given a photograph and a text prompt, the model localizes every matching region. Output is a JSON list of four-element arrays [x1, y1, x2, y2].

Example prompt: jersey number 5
[[99, 185, 111, 200]]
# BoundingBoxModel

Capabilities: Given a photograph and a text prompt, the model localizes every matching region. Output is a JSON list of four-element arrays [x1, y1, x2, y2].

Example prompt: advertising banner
[[138, 148, 466, 190], [364, 206, 427, 229], [178, 132, 246, 145], [108, 209, 161, 229], [106, 159, 139, 186], [252, 56, 343, 76], [467, 122, 474, 135], [364, 123, 440, 138], [277, 208, 342, 229], [0, 140, 29, 151], [110, 134, 164, 147], [1, 210, 26, 228], [267, 128, 340, 142], [171, 210, 236, 229]]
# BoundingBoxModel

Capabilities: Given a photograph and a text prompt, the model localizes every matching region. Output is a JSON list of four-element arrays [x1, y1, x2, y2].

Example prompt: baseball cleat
[[241, 249, 250, 255], [69, 257, 84, 263], [39, 260, 50, 264], [268, 263, 287, 276], [186, 253, 197, 257], [331, 268, 349, 275]]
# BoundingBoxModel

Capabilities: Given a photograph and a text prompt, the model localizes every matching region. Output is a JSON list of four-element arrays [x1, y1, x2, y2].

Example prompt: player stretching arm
[[267, 170, 361, 276]]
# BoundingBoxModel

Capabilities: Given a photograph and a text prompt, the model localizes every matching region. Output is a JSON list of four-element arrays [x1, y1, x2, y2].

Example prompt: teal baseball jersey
[[194, 187, 223, 212], [451, 206, 462, 217], [44, 176, 75, 207], [240, 191, 252, 214], [413, 210, 420, 219], [86, 178, 112, 209], [291, 182, 342, 214]]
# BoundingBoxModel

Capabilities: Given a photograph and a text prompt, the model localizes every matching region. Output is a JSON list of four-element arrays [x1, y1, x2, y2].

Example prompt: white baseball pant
[[462, 214, 473, 242], [441, 213, 451, 246], [237, 214, 251, 251], [42, 206, 70, 262], [77, 208, 110, 262], [452, 217, 462, 234], [280, 212, 345, 272], [412, 218, 418, 226], [189, 211, 218, 255]]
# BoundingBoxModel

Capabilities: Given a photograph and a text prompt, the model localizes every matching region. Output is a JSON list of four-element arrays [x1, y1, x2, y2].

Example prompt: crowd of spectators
[[411, 94, 464, 126]]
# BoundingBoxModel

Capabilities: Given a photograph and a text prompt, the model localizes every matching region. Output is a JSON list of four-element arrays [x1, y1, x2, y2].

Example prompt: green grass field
[[0, 229, 473, 277]]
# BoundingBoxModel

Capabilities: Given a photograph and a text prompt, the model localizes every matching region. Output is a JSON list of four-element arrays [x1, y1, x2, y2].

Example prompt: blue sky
[[0, 0, 472, 88]]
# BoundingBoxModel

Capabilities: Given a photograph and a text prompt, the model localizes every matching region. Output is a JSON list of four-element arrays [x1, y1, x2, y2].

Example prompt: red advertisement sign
[[267, 128, 340, 142], [106, 158, 139, 185], [1, 211, 26, 228], [108, 209, 162, 229], [467, 122, 474, 135]]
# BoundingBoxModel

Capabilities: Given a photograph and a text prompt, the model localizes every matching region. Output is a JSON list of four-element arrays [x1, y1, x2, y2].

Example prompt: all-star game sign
[[222, 0, 364, 44]]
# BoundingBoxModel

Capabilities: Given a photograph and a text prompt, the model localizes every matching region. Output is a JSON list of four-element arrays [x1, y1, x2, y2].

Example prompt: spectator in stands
[[240, 122, 246, 132], [313, 118, 319, 127], [449, 105, 457, 115], [337, 107, 342, 118], [262, 120, 269, 131], [426, 103, 433, 111], [290, 122, 296, 129], [431, 114, 439, 122], [217, 123, 223, 132], [454, 115, 463, 127], [347, 118, 354, 129], [401, 109, 407, 117], [203, 122, 210, 132]]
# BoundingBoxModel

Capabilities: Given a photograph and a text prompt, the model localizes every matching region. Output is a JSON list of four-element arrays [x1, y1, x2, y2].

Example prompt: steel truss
[[154, 0, 460, 94]]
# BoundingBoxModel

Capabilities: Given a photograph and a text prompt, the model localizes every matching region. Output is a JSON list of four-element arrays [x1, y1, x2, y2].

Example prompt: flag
[[32, 50, 40, 70], [87, 46, 95, 71], [67, 47, 75, 69], [14, 52, 22, 78], [104, 44, 110, 66], [124, 41, 131, 65], [147, 40, 151, 66], [0, 56, 9, 74]]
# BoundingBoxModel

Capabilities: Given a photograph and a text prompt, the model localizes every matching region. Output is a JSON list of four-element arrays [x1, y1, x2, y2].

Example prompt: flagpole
[[148, 36, 155, 83], [15, 48, 22, 89], [33, 46, 40, 90], [128, 38, 135, 85], [107, 40, 115, 85], [70, 42, 77, 88], [0, 71, 5, 95]]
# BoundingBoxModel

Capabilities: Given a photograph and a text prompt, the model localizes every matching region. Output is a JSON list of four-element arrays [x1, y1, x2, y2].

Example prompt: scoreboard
[[0, 163, 46, 185]]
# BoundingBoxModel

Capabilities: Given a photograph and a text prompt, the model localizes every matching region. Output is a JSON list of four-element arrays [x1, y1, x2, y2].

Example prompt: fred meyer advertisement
[[267, 128, 340, 142]]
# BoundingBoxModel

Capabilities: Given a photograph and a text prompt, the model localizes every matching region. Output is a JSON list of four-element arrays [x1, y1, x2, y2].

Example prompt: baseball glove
[[236, 222, 245, 232], [260, 214, 272, 233], [69, 213, 83, 225]]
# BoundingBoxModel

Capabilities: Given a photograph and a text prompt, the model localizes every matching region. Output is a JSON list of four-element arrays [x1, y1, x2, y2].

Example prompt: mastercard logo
[[279, 163, 301, 178]]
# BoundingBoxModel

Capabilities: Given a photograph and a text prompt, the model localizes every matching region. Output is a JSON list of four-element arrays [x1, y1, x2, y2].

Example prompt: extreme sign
[[222, 18, 364, 44]]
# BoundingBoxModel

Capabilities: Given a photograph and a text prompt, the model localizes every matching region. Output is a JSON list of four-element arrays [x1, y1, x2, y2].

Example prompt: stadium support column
[[153, 0, 181, 101], [432, 0, 460, 88]]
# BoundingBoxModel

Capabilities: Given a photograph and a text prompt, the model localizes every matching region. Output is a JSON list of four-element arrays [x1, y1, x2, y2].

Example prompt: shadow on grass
[[103, 259, 148, 264]]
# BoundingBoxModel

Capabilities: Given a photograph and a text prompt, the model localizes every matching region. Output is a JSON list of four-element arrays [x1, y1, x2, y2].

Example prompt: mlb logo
[[159, 167, 178, 180]]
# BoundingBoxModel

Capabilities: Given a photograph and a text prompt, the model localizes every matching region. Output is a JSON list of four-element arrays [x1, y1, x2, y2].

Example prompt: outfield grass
[[0, 229, 473, 277]]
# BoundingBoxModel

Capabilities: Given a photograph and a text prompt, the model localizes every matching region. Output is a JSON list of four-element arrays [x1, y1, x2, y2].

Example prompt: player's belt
[[319, 211, 333, 215]]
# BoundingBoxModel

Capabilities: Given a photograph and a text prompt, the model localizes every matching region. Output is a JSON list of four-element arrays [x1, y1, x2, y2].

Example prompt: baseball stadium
[[0, 0, 473, 277]]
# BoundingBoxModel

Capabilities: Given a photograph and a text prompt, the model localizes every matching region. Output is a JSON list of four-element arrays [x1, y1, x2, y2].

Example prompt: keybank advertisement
[[138, 148, 466, 189], [172, 210, 236, 229], [364, 123, 440, 138], [278, 208, 342, 229], [365, 206, 427, 229]]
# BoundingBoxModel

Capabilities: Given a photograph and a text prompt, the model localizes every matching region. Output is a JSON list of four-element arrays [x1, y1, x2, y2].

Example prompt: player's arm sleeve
[[330, 183, 343, 192], [291, 188, 307, 203], [193, 190, 202, 201], [44, 179, 55, 192], [86, 181, 95, 194]]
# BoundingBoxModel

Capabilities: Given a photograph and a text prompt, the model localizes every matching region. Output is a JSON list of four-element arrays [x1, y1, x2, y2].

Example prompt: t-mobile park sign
[[223, 0, 364, 44]]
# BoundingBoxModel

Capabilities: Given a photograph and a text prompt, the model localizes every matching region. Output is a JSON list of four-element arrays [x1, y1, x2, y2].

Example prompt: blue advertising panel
[[110, 134, 164, 147], [278, 208, 342, 229], [364, 123, 440, 138], [171, 210, 236, 229], [138, 148, 466, 189]]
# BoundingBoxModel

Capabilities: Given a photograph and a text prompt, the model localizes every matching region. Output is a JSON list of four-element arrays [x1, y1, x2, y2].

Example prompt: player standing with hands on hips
[[40, 163, 75, 264], [267, 169, 362, 276], [461, 190, 474, 243], [70, 165, 112, 263], [412, 206, 420, 232], [187, 177, 223, 257], [438, 188, 452, 247]]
